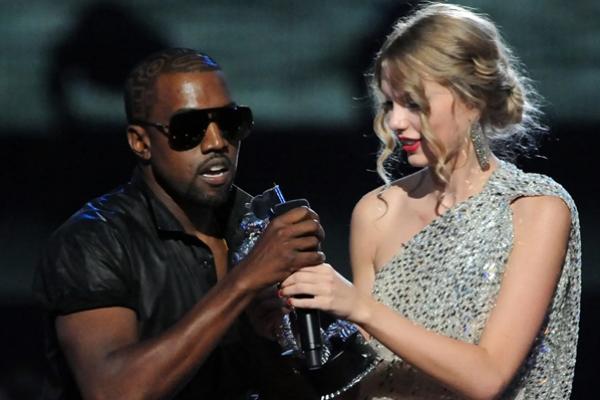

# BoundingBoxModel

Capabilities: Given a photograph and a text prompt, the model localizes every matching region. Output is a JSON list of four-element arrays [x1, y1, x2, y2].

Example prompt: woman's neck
[[429, 153, 498, 210]]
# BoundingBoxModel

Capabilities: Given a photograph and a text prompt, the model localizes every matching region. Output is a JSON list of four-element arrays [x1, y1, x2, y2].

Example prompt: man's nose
[[200, 122, 227, 153]]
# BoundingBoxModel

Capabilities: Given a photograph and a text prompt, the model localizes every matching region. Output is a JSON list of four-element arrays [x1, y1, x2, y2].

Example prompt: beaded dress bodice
[[357, 161, 581, 400]]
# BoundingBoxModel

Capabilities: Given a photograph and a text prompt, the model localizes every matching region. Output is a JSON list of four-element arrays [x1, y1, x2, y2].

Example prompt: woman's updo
[[370, 2, 545, 184]]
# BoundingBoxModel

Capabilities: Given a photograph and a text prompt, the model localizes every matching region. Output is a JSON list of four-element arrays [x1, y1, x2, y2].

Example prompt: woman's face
[[380, 66, 479, 168]]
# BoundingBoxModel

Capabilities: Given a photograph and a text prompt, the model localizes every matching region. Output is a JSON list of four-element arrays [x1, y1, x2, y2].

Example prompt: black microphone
[[271, 199, 323, 370]]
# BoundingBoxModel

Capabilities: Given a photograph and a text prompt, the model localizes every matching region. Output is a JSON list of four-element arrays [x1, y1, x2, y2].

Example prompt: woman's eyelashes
[[381, 96, 420, 112], [402, 94, 420, 111]]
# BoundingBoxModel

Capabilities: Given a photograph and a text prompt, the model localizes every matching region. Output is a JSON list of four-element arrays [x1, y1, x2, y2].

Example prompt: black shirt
[[33, 169, 265, 399]]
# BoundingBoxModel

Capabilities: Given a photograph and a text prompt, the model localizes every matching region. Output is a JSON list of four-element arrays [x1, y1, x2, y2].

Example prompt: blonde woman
[[281, 3, 581, 399]]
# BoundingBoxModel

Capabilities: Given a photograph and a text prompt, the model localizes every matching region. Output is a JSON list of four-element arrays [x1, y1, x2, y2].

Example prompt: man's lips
[[197, 157, 233, 185]]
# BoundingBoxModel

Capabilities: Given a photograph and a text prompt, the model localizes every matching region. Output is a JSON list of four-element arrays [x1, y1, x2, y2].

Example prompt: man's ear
[[127, 125, 151, 161]]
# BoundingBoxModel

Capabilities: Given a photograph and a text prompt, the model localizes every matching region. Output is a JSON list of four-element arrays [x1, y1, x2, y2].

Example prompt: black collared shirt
[[33, 169, 262, 399]]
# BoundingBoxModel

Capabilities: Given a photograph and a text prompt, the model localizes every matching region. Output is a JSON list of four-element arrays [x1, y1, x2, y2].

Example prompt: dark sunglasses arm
[[130, 120, 170, 136]]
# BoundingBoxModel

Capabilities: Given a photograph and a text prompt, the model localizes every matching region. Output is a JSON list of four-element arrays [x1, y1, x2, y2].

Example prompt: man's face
[[146, 71, 240, 207]]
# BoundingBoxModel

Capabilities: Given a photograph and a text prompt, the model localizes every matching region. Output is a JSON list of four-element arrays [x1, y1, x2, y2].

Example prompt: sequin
[[359, 160, 581, 399]]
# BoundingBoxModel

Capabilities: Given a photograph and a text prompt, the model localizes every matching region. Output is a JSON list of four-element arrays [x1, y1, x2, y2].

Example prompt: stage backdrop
[[0, 1, 598, 399]]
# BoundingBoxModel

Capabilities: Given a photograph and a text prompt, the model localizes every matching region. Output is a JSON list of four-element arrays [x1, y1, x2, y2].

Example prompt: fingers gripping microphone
[[268, 187, 323, 370]]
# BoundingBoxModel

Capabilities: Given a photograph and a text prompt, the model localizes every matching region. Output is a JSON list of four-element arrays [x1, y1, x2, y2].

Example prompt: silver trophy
[[233, 185, 379, 399]]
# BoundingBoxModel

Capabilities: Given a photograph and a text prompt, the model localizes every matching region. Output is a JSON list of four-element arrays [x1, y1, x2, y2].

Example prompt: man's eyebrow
[[173, 102, 236, 114]]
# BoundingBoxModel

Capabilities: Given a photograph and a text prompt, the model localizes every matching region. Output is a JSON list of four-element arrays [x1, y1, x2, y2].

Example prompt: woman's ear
[[465, 101, 482, 121], [127, 125, 151, 161]]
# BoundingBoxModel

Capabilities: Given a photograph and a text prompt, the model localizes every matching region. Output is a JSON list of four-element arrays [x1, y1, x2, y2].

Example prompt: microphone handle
[[295, 307, 322, 369], [272, 200, 323, 370]]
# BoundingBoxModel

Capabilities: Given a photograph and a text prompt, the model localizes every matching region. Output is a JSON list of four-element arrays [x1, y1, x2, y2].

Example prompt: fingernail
[[277, 289, 284, 298], [286, 297, 293, 306]]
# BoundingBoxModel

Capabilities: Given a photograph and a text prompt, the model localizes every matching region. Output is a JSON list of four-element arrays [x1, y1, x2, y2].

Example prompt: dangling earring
[[469, 122, 490, 170]]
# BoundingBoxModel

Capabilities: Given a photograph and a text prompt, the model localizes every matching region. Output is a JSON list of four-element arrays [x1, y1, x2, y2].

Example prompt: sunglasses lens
[[167, 106, 253, 151], [169, 111, 210, 151], [217, 106, 253, 141]]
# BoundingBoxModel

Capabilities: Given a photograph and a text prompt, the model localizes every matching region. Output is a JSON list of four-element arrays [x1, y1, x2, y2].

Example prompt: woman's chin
[[405, 153, 430, 168]]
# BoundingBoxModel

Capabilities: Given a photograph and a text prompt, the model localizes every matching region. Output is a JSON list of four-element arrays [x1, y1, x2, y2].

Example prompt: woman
[[281, 3, 580, 399]]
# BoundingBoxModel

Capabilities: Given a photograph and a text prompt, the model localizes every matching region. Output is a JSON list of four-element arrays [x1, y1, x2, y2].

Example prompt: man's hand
[[246, 285, 291, 340], [238, 206, 325, 292]]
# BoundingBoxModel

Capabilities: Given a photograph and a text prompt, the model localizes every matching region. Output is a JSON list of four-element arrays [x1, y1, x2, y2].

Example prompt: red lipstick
[[398, 136, 421, 153]]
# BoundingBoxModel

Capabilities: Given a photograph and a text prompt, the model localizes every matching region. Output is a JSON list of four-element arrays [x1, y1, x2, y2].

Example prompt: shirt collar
[[129, 167, 252, 246]]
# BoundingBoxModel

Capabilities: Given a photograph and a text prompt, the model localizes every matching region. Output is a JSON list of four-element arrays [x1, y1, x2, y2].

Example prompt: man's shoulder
[[34, 181, 149, 315], [57, 181, 150, 240]]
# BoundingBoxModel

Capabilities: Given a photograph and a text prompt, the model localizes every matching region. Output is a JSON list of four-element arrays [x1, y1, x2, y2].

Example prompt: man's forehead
[[154, 70, 225, 91], [152, 71, 232, 112]]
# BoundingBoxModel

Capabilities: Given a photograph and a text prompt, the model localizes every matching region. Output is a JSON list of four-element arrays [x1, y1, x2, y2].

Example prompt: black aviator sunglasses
[[132, 104, 253, 151]]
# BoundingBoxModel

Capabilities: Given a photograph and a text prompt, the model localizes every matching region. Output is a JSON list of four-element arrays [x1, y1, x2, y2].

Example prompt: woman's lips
[[399, 138, 421, 153]]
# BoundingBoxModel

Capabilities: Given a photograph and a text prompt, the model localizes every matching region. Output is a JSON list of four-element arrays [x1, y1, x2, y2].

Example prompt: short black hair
[[124, 48, 220, 122]]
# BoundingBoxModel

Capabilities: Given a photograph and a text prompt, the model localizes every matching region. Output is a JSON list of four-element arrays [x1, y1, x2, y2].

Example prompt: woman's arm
[[282, 195, 571, 400], [348, 193, 382, 339]]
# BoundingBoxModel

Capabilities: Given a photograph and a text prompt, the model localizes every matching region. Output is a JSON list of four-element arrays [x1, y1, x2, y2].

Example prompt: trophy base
[[300, 332, 380, 400]]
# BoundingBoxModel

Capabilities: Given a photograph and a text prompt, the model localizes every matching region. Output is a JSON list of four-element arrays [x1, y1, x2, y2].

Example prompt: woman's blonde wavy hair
[[370, 2, 546, 185]]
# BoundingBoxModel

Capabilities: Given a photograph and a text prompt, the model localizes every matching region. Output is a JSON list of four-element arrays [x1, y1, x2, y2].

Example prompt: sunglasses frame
[[132, 103, 253, 151]]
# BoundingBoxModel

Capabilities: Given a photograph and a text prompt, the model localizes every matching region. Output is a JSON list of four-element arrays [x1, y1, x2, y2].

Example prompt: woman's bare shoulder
[[353, 168, 427, 222]]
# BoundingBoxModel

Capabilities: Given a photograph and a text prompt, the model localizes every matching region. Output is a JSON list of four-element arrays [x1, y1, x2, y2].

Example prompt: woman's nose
[[386, 104, 410, 132]]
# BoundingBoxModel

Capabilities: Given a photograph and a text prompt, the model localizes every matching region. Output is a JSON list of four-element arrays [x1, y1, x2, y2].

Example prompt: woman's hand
[[279, 263, 371, 324]]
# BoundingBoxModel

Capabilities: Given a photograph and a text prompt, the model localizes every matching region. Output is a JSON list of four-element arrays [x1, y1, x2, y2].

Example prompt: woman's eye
[[382, 100, 393, 111], [404, 97, 420, 111]]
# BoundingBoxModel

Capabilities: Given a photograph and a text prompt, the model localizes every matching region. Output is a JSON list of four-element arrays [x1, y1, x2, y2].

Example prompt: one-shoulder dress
[[357, 160, 581, 400]]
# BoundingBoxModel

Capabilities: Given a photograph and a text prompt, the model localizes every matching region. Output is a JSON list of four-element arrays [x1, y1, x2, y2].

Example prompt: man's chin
[[190, 184, 233, 208]]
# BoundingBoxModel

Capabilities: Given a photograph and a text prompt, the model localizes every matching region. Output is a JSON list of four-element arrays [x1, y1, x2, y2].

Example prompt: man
[[33, 48, 324, 399]]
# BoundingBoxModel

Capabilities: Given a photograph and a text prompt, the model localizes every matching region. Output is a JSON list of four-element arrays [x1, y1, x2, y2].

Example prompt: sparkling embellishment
[[231, 206, 267, 266], [234, 197, 379, 398], [470, 122, 490, 170], [359, 160, 581, 399]]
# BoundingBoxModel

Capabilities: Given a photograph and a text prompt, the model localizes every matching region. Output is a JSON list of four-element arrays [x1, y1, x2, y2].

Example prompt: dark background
[[1, 1, 598, 398]]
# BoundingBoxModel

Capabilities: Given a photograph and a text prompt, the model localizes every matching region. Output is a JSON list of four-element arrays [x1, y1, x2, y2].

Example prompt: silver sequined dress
[[357, 161, 581, 400]]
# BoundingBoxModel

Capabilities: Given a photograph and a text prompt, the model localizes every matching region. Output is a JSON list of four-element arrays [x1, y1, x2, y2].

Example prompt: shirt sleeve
[[33, 215, 137, 315]]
